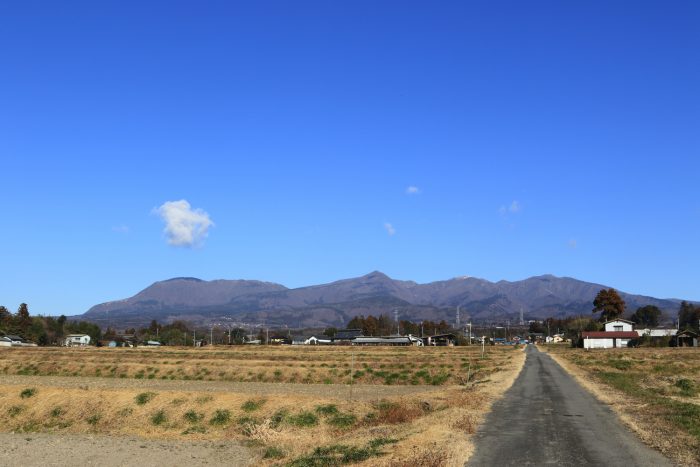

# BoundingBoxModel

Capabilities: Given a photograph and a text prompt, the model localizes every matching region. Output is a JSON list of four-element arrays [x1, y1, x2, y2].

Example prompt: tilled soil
[[0, 374, 440, 399], [0, 432, 254, 466]]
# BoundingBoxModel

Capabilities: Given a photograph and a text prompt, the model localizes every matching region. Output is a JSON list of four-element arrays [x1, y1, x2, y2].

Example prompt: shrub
[[210, 409, 231, 426], [263, 446, 285, 459], [287, 411, 318, 427], [151, 410, 167, 426], [8, 405, 24, 417], [675, 379, 697, 397], [315, 404, 339, 416], [288, 438, 397, 466], [134, 392, 157, 405], [241, 398, 266, 412], [328, 413, 357, 428], [87, 414, 101, 425], [183, 410, 204, 423], [50, 407, 64, 418], [20, 388, 37, 399]]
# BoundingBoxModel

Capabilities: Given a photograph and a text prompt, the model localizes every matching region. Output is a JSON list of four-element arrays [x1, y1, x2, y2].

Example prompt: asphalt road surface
[[467, 345, 673, 466]]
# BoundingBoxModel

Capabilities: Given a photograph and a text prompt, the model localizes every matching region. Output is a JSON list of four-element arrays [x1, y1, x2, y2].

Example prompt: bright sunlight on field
[[0, 345, 525, 466]]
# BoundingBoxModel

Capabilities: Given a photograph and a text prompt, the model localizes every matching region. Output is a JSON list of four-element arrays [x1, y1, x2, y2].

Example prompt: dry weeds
[[0, 345, 526, 466]]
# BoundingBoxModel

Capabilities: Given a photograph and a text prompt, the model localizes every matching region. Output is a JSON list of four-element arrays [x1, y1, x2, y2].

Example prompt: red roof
[[582, 331, 638, 338]]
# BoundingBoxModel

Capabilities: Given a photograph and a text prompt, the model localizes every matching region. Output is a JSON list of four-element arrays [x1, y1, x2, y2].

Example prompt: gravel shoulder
[[0, 432, 253, 467], [0, 374, 439, 400]]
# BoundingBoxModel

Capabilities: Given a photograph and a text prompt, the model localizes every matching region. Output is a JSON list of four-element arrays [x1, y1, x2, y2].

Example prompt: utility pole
[[394, 309, 399, 335], [193, 330, 196, 348], [467, 322, 472, 345], [210, 327, 213, 347]]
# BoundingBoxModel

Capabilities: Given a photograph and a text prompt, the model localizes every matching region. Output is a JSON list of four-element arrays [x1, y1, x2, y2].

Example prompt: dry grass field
[[545, 346, 700, 466], [0, 345, 507, 386], [0, 345, 525, 466]]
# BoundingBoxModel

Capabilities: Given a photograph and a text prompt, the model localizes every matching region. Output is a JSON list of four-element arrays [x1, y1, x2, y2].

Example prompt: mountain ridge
[[78, 272, 686, 328]]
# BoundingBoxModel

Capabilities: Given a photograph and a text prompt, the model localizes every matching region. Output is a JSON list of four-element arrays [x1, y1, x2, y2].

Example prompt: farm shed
[[352, 335, 423, 346], [422, 334, 456, 346], [675, 330, 698, 347]]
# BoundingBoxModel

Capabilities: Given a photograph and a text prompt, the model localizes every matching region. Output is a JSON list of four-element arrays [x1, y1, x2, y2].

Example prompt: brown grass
[[0, 345, 526, 466], [0, 344, 511, 386]]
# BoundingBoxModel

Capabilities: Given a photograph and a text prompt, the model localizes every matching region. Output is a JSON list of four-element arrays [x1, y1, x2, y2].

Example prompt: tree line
[[0, 304, 101, 345]]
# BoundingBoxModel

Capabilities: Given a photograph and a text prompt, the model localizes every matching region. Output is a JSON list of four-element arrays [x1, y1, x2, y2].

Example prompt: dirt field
[[545, 345, 700, 466], [0, 345, 525, 466], [0, 432, 254, 466]]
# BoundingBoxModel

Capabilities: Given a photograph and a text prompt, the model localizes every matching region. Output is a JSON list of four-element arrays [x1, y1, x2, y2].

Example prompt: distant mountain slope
[[80, 272, 684, 328]]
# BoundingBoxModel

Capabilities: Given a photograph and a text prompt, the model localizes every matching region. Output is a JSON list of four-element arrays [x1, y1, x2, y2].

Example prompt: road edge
[[459, 346, 527, 466], [545, 349, 683, 466]]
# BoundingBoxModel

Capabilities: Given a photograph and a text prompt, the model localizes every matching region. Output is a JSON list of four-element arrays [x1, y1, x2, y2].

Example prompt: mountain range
[[78, 272, 684, 329]]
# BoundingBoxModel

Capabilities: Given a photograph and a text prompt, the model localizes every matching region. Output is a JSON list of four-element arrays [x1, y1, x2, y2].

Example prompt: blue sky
[[1, 1, 698, 316]]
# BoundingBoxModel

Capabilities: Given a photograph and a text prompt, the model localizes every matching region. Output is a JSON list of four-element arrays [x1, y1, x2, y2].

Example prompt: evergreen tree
[[630, 305, 661, 328], [16, 303, 31, 334]]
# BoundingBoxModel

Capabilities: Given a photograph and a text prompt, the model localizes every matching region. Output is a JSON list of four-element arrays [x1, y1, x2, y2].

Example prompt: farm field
[[545, 346, 700, 466], [0, 345, 506, 386], [0, 345, 525, 466]]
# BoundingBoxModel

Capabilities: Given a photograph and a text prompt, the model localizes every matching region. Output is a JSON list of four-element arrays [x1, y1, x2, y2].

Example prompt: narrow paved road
[[467, 345, 673, 466]]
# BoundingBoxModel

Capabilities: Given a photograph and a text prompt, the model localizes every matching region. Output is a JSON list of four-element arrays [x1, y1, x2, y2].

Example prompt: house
[[0, 336, 12, 347], [582, 320, 638, 349], [64, 334, 91, 347], [675, 330, 698, 347], [546, 334, 566, 343], [3, 335, 37, 347], [422, 333, 456, 346], [296, 336, 332, 345], [605, 319, 634, 332], [5, 335, 25, 345]]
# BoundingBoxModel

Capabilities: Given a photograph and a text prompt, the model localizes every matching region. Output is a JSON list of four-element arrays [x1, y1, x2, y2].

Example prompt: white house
[[64, 334, 91, 347], [604, 319, 634, 332], [582, 319, 638, 349]]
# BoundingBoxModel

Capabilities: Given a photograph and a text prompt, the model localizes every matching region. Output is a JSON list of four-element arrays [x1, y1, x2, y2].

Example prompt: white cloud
[[499, 200, 521, 215], [154, 200, 214, 247], [405, 186, 421, 195], [384, 222, 396, 236]]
